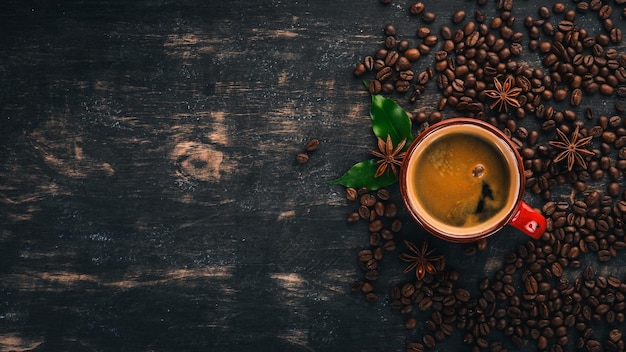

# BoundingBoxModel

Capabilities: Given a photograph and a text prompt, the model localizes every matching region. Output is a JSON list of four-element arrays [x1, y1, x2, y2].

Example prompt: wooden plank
[[1, 0, 626, 350]]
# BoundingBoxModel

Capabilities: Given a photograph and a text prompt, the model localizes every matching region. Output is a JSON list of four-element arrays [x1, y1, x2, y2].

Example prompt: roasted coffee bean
[[385, 203, 398, 218], [404, 48, 421, 62], [383, 240, 396, 251], [345, 187, 358, 201], [416, 26, 430, 39], [409, 2, 425, 15], [360, 194, 376, 207], [374, 59, 386, 71], [404, 317, 417, 329], [353, 63, 366, 77], [396, 57, 412, 71], [609, 183, 622, 197], [358, 205, 370, 219], [422, 334, 436, 348], [510, 42, 523, 56], [402, 283, 416, 298], [538, 6, 551, 19], [398, 70, 415, 81], [385, 36, 396, 49], [384, 51, 399, 67], [600, 84, 615, 95], [558, 20, 574, 32], [570, 88, 582, 106], [295, 153, 309, 164], [525, 276, 538, 294], [452, 10, 466, 24], [610, 28, 622, 43], [406, 342, 424, 352], [609, 329, 623, 343], [542, 120, 556, 131], [586, 339, 601, 352], [416, 71, 430, 85], [421, 35, 437, 48], [347, 212, 360, 223], [422, 11, 436, 23], [368, 79, 382, 94], [305, 138, 320, 152], [383, 24, 396, 36]]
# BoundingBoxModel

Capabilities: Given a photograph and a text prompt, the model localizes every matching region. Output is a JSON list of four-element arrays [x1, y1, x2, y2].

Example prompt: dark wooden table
[[2, 0, 626, 351]]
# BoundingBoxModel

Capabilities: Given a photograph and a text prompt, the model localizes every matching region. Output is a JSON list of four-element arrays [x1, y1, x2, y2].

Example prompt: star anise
[[484, 75, 522, 112], [548, 125, 595, 171], [370, 134, 407, 178], [399, 239, 443, 280]]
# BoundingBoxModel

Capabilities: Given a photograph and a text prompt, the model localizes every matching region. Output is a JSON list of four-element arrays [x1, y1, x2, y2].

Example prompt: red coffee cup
[[400, 118, 546, 243]]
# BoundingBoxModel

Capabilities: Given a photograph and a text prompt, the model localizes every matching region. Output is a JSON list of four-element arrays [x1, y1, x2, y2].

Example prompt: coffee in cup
[[400, 118, 546, 242]]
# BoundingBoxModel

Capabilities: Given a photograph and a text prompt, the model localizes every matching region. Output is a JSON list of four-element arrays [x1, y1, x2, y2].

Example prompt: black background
[[1, 0, 626, 351]]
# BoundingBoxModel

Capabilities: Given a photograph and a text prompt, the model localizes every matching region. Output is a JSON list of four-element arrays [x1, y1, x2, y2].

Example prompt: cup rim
[[399, 118, 526, 243]]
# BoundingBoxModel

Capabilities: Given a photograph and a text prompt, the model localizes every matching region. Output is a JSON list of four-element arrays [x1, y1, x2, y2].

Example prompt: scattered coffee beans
[[346, 1, 626, 351]]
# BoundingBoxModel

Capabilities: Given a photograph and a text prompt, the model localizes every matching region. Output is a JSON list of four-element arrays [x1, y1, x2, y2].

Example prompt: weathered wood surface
[[1, 0, 626, 351]]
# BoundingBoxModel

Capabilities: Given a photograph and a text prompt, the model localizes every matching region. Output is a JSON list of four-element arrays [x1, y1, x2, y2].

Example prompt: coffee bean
[[368, 79, 382, 94], [598, 249, 612, 261], [353, 63, 366, 77], [454, 288, 471, 302], [383, 202, 398, 218], [360, 194, 376, 207], [416, 70, 429, 85], [542, 120, 556, 131], [403, 317, 417, 330], [416, 26, 430, 39], [424, 35, 438, 46], [406, 342, 424, 352], [452, 10, 466, 24], [396, 80, 410, 93], [404, 48, 421, 62], [422, 334, 436, 348], [305, 138, 320, 152], [586, 339, 601, 352], [600, 84, 615, 95], [409, 2, 425, 15], [384, 51, 399, 67], [422, 11, 436, 23], [609, 183, 622, 197], [510, 42, 523, 56], [347, 212, 360, 223], [610, 28, 622, 44], [385, 36, 396, 49], [609, 329, 622, 343], [396, 57, 412, 72], [570, 88, 583, 106], [364, 292, 378, 301], [345, 188, 358, 201], [383, 240, 396, 251], [373, 59, 386, 71], [402, 283, 416, 298], [558, 20, 574, 32], [358, 205, 370, 219], [525, 276, 538, 294], [383, 24, 396, 37], [295, 153, 309, 164]]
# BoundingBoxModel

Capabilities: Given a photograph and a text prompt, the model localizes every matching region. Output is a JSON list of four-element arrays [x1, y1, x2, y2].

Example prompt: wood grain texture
[[1, 0, 626, 351]]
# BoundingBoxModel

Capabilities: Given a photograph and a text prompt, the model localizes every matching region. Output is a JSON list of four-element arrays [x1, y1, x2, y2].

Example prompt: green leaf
[[370, 94, 413, 147], [327, 159, 397, 190]]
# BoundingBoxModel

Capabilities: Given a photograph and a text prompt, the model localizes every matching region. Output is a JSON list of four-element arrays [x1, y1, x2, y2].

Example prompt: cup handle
[[508, 202, 546, 239]]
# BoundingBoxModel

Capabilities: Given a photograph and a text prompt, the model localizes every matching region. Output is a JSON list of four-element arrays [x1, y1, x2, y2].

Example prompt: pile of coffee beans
[[348, 187, 403, 302], [345, 0, 626, 351]]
